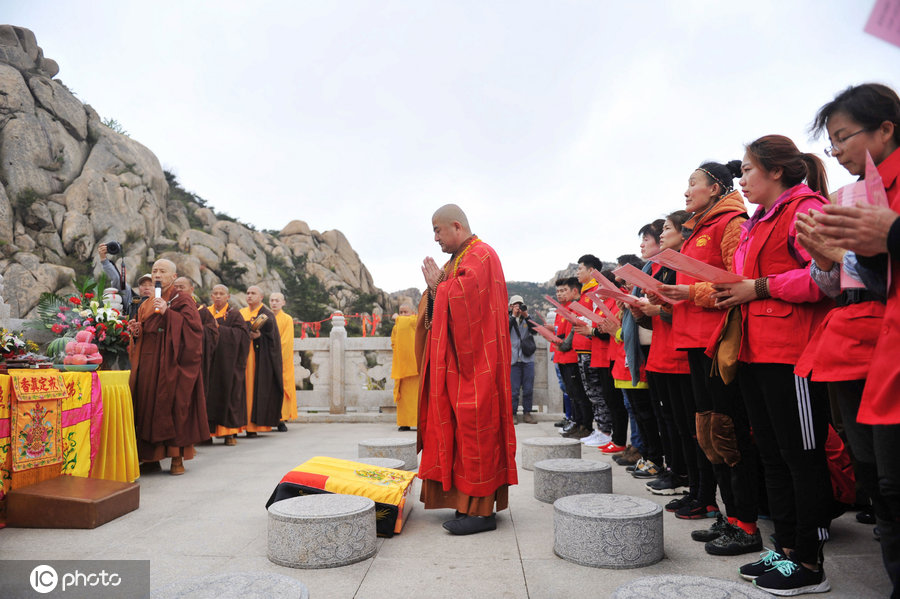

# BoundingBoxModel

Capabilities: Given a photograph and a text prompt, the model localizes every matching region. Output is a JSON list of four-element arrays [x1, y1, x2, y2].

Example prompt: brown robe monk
[[199, 304, 219, 392], [130, 287, 211, 464], [206, 306, 251, 432], [240, 303, 284, 430]]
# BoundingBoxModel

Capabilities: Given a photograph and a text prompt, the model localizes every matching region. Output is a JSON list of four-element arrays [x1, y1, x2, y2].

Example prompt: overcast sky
[[7, 1, 900, 292]]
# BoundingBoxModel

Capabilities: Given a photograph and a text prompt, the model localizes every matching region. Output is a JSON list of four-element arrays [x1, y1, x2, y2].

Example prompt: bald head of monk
[[246, 286, 263, 309], [211, 284, 230, 310], [173, 277, 194, 298], [151, 259, 177, 291], [269, 292, 285, 314], [432, 204, 472, 255]]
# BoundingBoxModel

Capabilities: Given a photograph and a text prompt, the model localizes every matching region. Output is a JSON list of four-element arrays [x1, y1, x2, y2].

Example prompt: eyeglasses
[[825, 128, 869, 157]]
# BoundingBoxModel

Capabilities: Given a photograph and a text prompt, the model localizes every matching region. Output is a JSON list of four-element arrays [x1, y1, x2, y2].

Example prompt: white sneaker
[[582, 431, 606, 447], [594, 431, 612, 446], [580, 430, 599, 443]]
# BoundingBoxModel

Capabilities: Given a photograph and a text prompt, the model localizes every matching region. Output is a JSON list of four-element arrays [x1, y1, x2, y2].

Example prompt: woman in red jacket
[[802, 83, 900, 598], [713, 135, 833, 595], [656, 161, 760, 558]]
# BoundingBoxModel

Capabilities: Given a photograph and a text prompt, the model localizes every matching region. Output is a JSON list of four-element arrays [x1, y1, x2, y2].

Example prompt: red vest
[[795, 300, 885, 381], [859, 147, 900, 424], [735, 193, 831, 364], [573, 284, 597, 353], [553, 307, 577, 364], [589, 297, 615, 368], [673, 207, 746, 349]]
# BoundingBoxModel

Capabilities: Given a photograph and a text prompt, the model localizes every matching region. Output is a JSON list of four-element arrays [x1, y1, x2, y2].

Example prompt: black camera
[[518, 303, 527, 312], [106, 240, 122, 255]]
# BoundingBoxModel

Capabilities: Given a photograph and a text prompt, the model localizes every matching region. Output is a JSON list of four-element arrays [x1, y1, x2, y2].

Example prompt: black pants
[[627, 386, 664, 467], [598, 365, 628, 445], [739, 363, 832, 565], [648, 371, 691, 479], [688, 349, 760, 523], [559, 362, 592, 429], [832, 379, 900, 595]]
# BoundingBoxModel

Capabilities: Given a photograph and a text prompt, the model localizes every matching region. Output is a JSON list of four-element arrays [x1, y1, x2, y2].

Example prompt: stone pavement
[[0, 420, 891, 598]]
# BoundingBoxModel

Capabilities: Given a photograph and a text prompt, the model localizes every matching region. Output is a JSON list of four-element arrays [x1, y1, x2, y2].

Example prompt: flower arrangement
[[29, 275, 131, 362], [1, 328, 39, 363]]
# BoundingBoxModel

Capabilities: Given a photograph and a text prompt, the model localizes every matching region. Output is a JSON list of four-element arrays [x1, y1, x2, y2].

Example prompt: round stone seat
[[267, 494, 377, 569], [612, 574, 773, 598], [151, 572, 309, 598], [520, 437, 581, 471], [358, 437, 418, 470], [355, 456, 406, 469], [554, 493, 663, 569], [533, 458, 611, 503]]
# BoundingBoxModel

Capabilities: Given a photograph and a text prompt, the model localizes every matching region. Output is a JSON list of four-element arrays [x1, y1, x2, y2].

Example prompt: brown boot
[[224, 435, 237, 446], [170, 456, 185, 475]]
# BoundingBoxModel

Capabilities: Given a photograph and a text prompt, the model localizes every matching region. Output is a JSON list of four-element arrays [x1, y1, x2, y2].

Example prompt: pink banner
[[567, 300, 605, 326], [88, 371, 104, 477], [529, 320, 560, 344]]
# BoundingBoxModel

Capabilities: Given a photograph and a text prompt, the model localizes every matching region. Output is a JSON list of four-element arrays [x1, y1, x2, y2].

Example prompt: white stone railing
[[292, 313, 563, 415]]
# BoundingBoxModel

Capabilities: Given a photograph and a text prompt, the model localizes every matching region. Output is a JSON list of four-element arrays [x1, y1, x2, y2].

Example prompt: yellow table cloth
[[91, 371, 139, 484]]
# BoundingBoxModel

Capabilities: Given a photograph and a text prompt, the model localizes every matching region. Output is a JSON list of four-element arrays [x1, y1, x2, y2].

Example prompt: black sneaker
[[665, 495, 693, 512], [739, 547, 788, 580], [691, 513, 731, 542], [646, 472, 690, 496], [705, 526, 762, 556], [554, 418, 569, 428], [560, 421, 577, 434], [674, 499, 720, 520], [753, 558, 830, 595]]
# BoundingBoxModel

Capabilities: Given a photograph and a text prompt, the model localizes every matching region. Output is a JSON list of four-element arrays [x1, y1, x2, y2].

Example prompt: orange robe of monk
[[391, 314, 419, 428], [129, 288, 210, 462], [274, 310, 298, 422], [240, 304, 284, 432], [416, 236, 518, 516]]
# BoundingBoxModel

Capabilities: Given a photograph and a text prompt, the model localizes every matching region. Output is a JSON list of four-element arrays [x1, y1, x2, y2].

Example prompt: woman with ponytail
[[712, 135, 833, 595], [655, 161, 761, 558]]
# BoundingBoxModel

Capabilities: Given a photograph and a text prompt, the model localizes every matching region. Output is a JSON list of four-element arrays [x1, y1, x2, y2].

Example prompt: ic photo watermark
[[0, 560, 149, 598]]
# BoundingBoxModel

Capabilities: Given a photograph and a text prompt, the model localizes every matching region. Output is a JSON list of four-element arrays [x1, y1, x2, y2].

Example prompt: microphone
[[154, 281, 162, 312]]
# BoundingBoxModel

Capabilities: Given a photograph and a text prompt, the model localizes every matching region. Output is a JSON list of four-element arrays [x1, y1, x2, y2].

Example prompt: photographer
[[97, 242, 134, 315], [509, 295, 537, 424]]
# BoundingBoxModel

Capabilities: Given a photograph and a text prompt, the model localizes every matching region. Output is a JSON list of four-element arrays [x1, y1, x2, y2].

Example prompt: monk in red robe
[[240, 285, 284, 436], [417, 204, 517, 535], [205, 284, 250, 446], [129, 266, 210, 475]]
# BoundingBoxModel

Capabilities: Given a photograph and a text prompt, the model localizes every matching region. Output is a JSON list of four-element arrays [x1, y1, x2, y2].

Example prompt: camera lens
[[106, 241, 122, 255]]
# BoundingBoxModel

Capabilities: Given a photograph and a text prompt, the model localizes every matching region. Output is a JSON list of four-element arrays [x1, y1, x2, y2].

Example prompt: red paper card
[[611, 263, 679, 305], [649, 248, 746, 284]]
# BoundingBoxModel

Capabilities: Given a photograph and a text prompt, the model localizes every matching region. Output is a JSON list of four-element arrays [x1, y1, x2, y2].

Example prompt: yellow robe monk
[[274, 310, 298, 422], [391, 314, 419, 428], [239, 304, 284, 432]]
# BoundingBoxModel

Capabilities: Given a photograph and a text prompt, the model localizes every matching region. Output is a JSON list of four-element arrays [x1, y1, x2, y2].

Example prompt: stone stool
[[358, 438, 418, 470], [612, 575, 773, 599], [267, 494, 377, 569], [151, 572, 310, 599], [356, 457, 406, 469], [533, 459, 611, 503], [554, 493, 663, 569], [520, 437, 581, 471]]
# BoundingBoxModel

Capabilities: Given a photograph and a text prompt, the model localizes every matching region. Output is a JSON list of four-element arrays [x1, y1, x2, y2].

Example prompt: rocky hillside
[[0, 25, 390, 319]]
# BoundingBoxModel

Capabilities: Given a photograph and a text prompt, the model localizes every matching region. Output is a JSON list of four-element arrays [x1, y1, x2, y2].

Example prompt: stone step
[[520, 436, 581, 471], [358, 437, 418, 471], [267, 494, 377, 569], [533, 458, 611, 504], [355, 457, 406, 470], [554, 493, 663, 569]]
